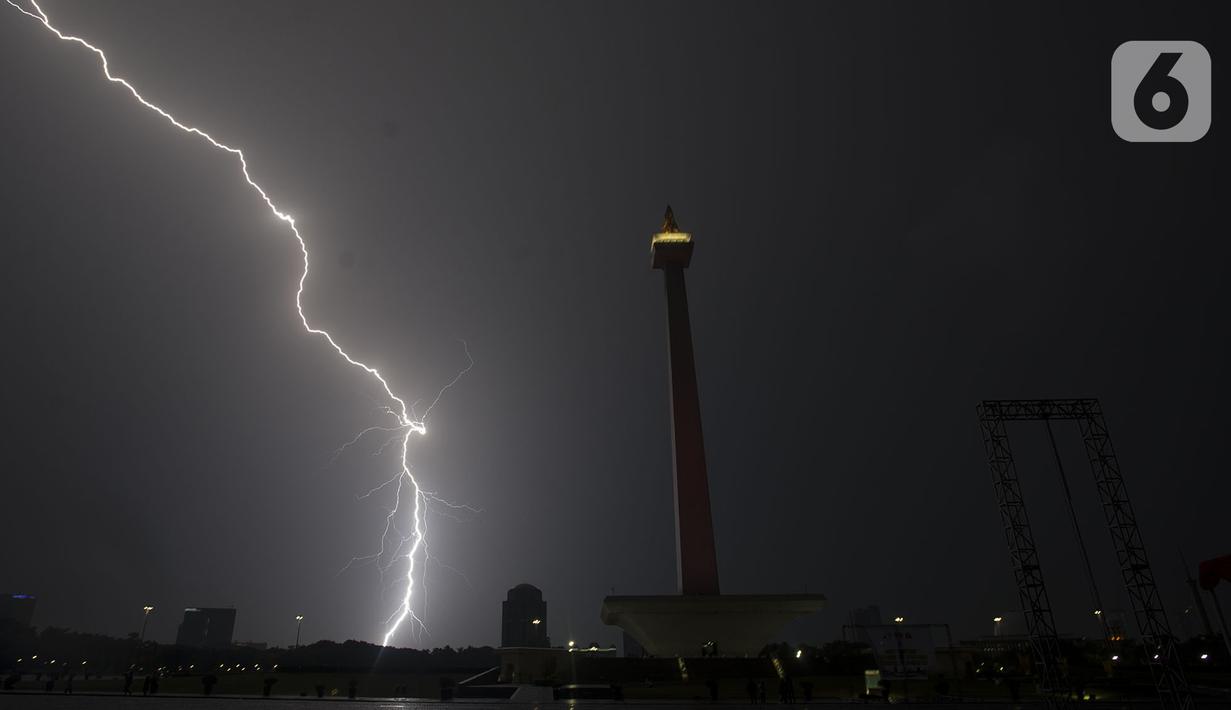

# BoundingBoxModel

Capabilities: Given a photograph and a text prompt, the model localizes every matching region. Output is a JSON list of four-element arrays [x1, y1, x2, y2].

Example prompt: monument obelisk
[[652, 206, 721, 596], [600, 207, 824, 658]]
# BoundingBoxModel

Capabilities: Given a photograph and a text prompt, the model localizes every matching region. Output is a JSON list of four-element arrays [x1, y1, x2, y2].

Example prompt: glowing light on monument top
[[652, 205, 692, 244]]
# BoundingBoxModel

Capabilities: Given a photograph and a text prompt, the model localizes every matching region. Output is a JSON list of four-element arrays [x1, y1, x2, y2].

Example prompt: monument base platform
[[601, 593, 826, 658]]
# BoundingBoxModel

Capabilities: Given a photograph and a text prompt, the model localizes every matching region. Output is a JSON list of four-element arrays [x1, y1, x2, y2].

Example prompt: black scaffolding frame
[[976, 398, 1190, 710]]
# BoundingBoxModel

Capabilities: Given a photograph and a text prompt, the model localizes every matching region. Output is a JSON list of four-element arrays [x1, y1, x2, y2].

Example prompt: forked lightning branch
[[5, 0, 468, 646]]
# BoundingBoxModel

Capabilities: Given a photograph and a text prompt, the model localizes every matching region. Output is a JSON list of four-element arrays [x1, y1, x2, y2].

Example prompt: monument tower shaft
[[598, 207, 823, 658], [652, 207, 721, 596], [599, 208, 823, 657]]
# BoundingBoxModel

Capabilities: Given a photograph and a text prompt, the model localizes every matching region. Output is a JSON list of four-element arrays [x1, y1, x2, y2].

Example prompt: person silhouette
[[746, 678, 758, 704], [123, 670, 134, 695], [141, 675, 151, 696]]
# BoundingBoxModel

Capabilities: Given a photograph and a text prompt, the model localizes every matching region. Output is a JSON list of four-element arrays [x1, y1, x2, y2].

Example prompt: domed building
[[501, 583, 548, 648]]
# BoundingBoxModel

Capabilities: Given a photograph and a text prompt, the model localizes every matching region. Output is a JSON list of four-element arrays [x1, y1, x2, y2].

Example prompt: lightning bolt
[[6, 0, 461, 646]]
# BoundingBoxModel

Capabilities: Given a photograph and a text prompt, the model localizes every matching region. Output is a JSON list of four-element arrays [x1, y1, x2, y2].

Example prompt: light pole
[[993, 616, 1004, 637], [139, 606, 155, 643], [294, 615, 305, 648]]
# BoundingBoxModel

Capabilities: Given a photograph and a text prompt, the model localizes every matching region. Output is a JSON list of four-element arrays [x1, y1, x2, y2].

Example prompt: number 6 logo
[[1112, 41, 1211, 142]]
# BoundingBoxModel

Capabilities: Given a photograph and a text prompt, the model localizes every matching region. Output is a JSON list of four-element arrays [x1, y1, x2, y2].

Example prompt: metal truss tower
[[976, 399, 1191, 710]]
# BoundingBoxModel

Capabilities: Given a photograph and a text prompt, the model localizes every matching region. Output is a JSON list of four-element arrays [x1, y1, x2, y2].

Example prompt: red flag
[[1198, 554, 1231, 591]]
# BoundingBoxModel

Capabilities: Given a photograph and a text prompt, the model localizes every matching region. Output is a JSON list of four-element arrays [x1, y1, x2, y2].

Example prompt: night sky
[[0, 1, 1225, 650]]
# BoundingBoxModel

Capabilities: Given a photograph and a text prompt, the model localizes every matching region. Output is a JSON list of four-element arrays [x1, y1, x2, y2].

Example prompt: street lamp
[[294, 615, 305, 648], [139, 606, 155, 642], [993, 616, 1004, 637], [893, 616, 905, 624]]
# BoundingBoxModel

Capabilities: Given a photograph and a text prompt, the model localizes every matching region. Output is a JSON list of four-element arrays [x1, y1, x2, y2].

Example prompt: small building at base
[[496, 645, 617, 684]]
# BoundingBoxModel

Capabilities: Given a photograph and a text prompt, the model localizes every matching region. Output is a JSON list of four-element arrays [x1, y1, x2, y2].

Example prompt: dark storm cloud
[[0, 0, 1224, 649]]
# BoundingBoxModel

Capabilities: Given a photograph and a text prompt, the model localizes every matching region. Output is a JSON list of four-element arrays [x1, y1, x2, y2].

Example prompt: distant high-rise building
[[0, 594, 36, 627], [501, 584, 548, 648], [175, 607, 236, 648]]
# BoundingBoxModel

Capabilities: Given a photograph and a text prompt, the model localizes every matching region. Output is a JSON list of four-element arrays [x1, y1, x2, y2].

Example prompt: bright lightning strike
[[7, 0, 466, 646]]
